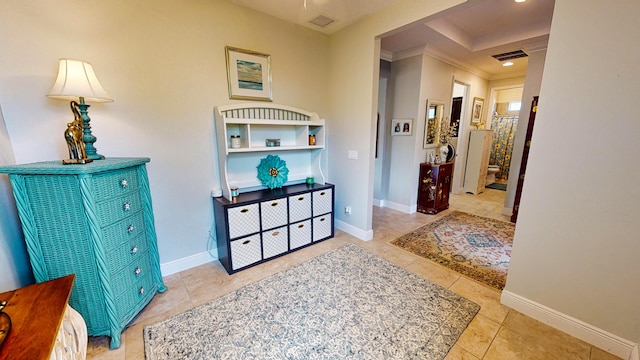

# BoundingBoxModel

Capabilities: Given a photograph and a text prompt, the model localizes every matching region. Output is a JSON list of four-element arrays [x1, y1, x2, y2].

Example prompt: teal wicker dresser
[[0, 157, 166, 349]]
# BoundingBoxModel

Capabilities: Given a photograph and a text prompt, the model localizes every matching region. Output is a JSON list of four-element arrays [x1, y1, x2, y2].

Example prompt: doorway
[[486, 86, 523, 185], [450, 81, 470, 194]]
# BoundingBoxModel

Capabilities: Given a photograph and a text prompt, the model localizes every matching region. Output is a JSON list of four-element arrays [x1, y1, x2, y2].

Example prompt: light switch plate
[[347, 150, 358, 160]]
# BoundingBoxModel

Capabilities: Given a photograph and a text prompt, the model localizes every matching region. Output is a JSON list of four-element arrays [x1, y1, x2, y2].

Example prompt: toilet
[[486, 165, 500, 185]]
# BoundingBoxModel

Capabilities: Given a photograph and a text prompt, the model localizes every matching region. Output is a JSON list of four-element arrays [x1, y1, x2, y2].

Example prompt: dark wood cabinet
[[417, 162, 453, 214]]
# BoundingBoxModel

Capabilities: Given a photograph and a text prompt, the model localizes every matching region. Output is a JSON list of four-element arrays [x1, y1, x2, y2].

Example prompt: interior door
[[511, 96, 538, 223]]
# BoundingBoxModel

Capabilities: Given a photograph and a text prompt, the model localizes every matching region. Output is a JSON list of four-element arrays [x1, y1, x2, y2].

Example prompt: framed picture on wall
[[391, 118, 413, 136], [225, 46, 272, 101], [471, 97, 484, 124]]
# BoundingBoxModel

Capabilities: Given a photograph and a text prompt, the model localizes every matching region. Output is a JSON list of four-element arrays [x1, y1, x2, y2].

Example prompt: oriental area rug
[[390, 211, 514, 290], [144, 244, 479, 360]]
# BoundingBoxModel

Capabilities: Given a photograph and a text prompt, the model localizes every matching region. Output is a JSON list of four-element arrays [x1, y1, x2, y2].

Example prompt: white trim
[[501, 290, 638, 359], [389, 45, 428, 62], [501, 206, 512, 216], [160, 251, 214, 276], [380, 49, 393, 62], [381, 200, 413, 214], [335, 219, 373, 241], [373, 198, 384, 207]]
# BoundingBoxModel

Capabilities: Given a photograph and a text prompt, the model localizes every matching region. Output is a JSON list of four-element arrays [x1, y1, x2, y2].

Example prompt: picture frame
[[225, 46, 272, 101], [391, 118, 413, 136], [471, 97, 485, 124]]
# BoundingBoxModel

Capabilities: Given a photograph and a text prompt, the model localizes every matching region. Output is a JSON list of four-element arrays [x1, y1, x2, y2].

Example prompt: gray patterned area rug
[[144, 244, 479, 360]]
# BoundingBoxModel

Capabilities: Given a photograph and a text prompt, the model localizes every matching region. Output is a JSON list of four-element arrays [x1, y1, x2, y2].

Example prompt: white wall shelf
[[215, 103, 326, 201]]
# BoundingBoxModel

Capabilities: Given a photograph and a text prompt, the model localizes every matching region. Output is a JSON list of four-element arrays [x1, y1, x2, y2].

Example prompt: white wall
[[425, 58, 489, 195], [327, 0, 466, 238], [380, 53, 488, 211], [385, 55, 422, 211], [504, 0, 640, 353], [0, 105, 33, 292], [502, 49, 546, 212], [0, 0, 330, 275]]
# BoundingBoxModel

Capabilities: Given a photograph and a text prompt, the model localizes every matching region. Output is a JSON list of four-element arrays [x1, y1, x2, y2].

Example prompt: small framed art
[[471, 97, 484, 124], [391, 118, 413, 136], [225, 46, 272, 101]]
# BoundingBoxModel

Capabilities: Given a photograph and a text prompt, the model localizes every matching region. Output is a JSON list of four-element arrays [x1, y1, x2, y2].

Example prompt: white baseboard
[[501, 290, 638, 359], [381, 200, 413, 214], [502, 206, 512, 216], [160, 251, 214, 277], [373, 198, 383, 207], [335, 219, 373, 241]]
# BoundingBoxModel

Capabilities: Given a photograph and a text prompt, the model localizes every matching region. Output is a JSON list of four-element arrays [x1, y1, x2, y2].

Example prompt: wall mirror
[[423, 99, 445, 148]]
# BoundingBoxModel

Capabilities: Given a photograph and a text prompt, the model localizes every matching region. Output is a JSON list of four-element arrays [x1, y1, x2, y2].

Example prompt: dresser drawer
[[110, 252, 153, 298], [105, 231, 149, 270], [227, 204, 260, 239], [313, 214, 332, 242], [290, 219, 311, 250], [102, 212, 146, 250], [289, 193, 311, 223], [263, 226, 288, 259], [96, 192, 143, 227], [313, 188, 333, 215], [115, 272, 155, 322], [93, 167, 140, 201], [260, 198, 288, 230], [230, 234, 262, 270]]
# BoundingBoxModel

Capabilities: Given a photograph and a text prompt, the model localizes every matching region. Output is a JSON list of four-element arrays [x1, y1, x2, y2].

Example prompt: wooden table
[[0, 275, 75, 360]]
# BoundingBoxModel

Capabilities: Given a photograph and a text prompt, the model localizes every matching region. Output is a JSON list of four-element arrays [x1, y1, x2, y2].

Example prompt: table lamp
[[47, 59, 113, 161]]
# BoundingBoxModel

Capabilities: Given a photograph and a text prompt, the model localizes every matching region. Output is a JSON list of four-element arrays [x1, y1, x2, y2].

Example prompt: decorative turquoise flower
[[257, 155, 289, 189]]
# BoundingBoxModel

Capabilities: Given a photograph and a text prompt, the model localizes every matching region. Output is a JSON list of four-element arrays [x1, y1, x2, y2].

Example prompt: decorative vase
[[439, 144, 449, 164], [427, 151, 436, 164]]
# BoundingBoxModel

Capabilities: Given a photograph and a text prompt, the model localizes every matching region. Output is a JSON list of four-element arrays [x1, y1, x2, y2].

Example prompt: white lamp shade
[[47, 59, 113, 103]]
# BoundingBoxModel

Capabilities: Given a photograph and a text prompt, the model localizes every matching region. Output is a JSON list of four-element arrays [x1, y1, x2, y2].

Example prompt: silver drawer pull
[[271, 202, 278, 206], [120, 179, 128, 188], [298, 224, 304, 228], [131, 246, 138, 254], [240, 208, 249, 213], [123, 202, 131, 211], [139, 287, 144, 295], [134, 267, 141, 275], [127, 224, 135, 233], [272, 231, 280, 236], [242, 239, 251, 245]]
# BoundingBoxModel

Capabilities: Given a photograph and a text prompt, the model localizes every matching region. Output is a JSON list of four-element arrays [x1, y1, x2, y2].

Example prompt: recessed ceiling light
[[503, 61, 514, 67], [515, 0, 526, 2]]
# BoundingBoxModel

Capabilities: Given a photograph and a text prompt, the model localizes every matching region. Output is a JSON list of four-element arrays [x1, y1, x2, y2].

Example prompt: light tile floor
[[87, 189, 622, 360]]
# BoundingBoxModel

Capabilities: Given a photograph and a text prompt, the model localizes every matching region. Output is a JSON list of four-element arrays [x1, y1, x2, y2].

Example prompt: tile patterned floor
[[87, 189, 622, 359]]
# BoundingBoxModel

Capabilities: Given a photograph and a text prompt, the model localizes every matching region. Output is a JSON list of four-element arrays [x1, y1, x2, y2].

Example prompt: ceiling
[[230, 0, 555, 80]]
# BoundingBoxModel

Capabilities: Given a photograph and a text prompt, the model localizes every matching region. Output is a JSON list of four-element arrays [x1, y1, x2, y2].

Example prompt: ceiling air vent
[[491, 50, 528, 62], [309, 15, 335, 28]]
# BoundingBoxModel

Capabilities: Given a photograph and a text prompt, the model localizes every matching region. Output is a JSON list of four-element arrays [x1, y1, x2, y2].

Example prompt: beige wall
[[505, 0, 640, 347], [326, 0, 466, 237], [0, 0, 330, 277]]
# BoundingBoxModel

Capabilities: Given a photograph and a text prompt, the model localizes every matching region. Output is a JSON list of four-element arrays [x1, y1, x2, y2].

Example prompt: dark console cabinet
[[417, 162, 453, 214]]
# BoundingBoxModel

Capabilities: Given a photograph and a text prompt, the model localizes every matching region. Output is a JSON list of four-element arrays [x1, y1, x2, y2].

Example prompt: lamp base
[[62, 158, 94, 165], [86, 153, 105, 160]]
